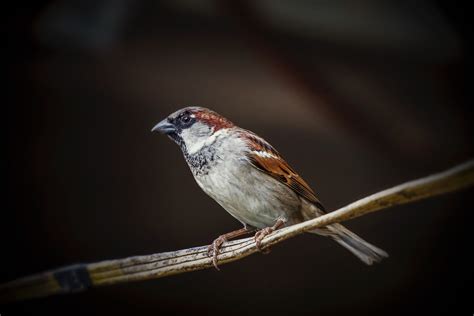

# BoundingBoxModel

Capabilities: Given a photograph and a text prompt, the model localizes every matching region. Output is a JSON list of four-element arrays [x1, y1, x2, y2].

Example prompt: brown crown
[[194, 109, 234, 131]]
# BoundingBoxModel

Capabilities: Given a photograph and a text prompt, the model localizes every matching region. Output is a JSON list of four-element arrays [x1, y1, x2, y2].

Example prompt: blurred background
[[2, 0, 473, 315]]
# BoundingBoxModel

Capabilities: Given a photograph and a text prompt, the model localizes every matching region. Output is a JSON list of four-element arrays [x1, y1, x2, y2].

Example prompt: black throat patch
[[183, 144, 217, 176]]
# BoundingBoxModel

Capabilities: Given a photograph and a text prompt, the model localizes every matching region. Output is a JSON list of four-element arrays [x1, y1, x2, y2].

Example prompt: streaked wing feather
[[241, 131, 325, 211]]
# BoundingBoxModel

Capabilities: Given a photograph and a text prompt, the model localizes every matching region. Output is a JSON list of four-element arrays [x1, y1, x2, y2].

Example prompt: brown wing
[[241, 131, 325, 212]]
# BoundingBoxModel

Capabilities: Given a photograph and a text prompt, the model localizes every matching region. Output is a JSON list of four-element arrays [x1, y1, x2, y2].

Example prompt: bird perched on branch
[[152, 107, 388, 269]]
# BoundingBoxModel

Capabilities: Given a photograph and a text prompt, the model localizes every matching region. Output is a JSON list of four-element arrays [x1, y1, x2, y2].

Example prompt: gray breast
[[195, 153, 302, 228]]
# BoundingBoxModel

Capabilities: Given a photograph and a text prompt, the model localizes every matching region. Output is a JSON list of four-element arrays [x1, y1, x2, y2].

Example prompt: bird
[[152, 106, 388, 269]]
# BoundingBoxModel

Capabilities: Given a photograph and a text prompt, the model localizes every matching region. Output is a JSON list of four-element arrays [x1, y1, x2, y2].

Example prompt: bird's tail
[[310, 223, 388, 265]]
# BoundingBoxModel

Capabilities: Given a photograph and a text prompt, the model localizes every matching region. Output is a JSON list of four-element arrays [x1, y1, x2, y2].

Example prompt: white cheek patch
[[186, 138, 206, 155], [181, 124, 228, 155], [181, 127, 208, 155], [253, 150, 278, 159]]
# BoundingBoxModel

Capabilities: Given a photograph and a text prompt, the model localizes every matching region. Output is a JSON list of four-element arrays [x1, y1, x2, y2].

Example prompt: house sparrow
[[152, 106, 388, 269]]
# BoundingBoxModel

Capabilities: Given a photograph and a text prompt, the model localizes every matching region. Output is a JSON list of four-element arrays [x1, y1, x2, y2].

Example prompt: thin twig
[[1, 160, 473, 303]]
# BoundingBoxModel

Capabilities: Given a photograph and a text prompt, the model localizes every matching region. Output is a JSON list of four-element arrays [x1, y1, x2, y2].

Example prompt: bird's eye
[[181, 115, 190, 123], [180, 113, 191, 123]]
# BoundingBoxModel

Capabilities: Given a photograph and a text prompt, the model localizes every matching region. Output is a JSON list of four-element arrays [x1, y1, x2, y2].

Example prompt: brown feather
[[193, 109, 234, 131], [241, 131, 325, 212]]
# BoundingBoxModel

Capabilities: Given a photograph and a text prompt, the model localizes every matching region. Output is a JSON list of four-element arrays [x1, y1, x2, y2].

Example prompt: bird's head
[[152, 106, 234, 154]]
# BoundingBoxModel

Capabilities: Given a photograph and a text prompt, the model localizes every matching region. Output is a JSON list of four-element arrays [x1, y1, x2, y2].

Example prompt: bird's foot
[[206, 227, 255, 270], [254, 227, 275, 252], [207, 236, 227, 270], [254, 219, 285, 252]]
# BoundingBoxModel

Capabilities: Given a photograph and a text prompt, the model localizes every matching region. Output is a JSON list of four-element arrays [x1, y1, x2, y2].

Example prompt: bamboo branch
[[1, 160, 473, 303]]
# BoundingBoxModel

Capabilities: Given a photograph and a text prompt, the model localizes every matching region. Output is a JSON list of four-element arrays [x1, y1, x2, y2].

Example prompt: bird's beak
[[151, 119, 176, 134]]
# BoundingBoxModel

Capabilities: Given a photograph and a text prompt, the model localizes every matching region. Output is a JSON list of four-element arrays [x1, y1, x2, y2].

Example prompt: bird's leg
[[254, 219, 285, 252], [207, 226, 254, 270]]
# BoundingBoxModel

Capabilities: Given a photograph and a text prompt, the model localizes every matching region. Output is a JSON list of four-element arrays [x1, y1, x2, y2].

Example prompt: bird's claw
[[207, 236, 227, 270], [254, 227, 275, 252]]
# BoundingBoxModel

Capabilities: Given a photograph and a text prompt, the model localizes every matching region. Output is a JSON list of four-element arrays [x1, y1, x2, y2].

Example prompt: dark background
[[2, 1, 473, 315]]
